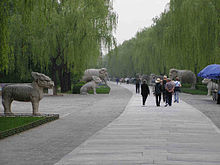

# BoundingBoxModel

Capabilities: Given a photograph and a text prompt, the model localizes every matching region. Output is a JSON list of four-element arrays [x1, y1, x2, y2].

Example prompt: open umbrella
[[198, 64, 220, 104], [197, 64, 220, 79]]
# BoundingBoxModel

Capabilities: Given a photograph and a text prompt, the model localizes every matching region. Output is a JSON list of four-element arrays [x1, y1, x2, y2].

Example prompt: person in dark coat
[[141, 79, 150, 106], [153, 78, 162, 106], [135, 78, 141, 94], [162, 75, 167, 103], [217, 89, 220, 104]]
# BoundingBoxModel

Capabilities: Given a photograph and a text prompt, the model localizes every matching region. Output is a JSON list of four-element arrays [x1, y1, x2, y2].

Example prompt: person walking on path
[[174, 77, 181, 103], [153, 78, 162, 106], [162, 75, 167, 103], [135, 78, 141, 94], [116, 78, 119, 85], [141, 79, 150, 106], [165, 78, 175, 107]]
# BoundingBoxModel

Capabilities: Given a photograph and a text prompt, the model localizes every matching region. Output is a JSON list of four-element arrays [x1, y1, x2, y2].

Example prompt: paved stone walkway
[[0, 83, 132, 165], [55, 83, 220, 165], [181, 93, 220, 130]]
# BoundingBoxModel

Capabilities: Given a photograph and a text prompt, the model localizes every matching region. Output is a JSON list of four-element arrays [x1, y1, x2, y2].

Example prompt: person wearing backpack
[[174, 77, 181, 103]]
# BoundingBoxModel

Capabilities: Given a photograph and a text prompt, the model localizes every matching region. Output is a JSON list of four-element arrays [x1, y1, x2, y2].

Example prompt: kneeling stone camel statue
[[2, 72, 54, 115], [80, 76, 102, 95]]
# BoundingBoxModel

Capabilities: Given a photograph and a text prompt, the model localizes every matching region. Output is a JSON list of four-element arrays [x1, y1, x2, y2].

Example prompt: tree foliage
[[104, 0, 220, 78], [0, 0, 116, 93]]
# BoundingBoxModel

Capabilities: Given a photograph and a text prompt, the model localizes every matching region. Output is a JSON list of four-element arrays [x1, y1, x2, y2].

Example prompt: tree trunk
[[50, 56, 59, 95], [51, 60, 58, 95], [60, 66, 71, 93], [58, 66, 65, 93]]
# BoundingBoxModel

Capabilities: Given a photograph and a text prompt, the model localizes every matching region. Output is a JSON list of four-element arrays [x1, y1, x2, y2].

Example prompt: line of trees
[[0, 0, 116, 94], [104, 0, 220, 79]]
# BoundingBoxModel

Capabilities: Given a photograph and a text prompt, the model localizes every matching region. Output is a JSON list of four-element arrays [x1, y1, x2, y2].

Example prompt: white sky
[[113, 0, 170, 45]]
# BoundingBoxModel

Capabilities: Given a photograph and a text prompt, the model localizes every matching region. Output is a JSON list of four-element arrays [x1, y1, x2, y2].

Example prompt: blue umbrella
[[197, 64, 220, 79]]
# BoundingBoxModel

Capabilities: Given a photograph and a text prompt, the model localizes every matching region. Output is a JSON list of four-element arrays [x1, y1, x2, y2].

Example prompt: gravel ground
[[180, 93, 220, 129]]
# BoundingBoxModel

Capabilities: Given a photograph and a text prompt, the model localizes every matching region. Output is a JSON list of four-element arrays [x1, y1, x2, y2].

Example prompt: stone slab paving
[[55, 83, 220, 165], [180, 93, 220, 129], [0, 83, 132, 165]]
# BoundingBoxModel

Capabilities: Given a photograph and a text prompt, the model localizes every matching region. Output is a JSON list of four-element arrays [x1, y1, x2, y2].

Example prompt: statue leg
[[93, 87, 97, 94], [80, 86, 87, 95], [104, 79, 107, 85], [32, 101, 40, 115], [191, 84, 195, 89], [208, 89, 211, 96], [2, 99, 14, 115]]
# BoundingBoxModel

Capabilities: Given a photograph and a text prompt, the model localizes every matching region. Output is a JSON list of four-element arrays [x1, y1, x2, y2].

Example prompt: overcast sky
[[113, 0, 170, 45]]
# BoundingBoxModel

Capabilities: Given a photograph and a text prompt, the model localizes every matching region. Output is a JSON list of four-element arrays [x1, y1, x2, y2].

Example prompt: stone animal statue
[[169, 69, 196, 89], [2, 72, 54, 115], [80, 76, 102, 95], [141, 75, 150, 84], [202, 78, 218, 96], [82, 68, 108, 84]]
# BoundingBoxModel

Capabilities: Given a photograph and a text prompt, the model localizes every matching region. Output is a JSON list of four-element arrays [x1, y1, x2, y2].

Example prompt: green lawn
[[0, 117, 46, 132], [181, 83, 207, 95], [181, 88, 207, 95]]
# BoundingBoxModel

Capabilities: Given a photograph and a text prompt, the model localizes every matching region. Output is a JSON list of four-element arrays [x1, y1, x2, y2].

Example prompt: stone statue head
[[99, 68, 107, 76], [31, 72, 54, 88], [169, 69, 178, 80], [92, 76, 102, 84], [202, 78, 211, 84]]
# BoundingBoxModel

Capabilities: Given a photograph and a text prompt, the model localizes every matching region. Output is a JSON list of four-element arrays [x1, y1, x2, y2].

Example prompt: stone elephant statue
[[169, 69, 196, 89], [82, 68, 108, 84]]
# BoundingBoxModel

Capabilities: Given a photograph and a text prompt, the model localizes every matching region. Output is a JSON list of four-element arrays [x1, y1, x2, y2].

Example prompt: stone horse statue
[[2, 72, 54, 115]]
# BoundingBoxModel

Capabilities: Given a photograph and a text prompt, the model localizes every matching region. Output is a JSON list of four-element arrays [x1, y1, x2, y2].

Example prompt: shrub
[[72, 82, 110, 94], [72, 81, 86, 94], [196, 84, 207, 91], [88, 84, 110, 94], [181, 83, 191, 88], [181, 83, 207, 95]]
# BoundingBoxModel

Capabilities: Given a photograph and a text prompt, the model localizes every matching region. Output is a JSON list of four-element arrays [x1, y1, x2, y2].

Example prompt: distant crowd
[[115, 76, 182, 107]]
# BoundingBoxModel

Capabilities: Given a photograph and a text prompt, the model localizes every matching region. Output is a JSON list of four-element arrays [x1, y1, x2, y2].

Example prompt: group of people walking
[[135, 76, 181, 107]]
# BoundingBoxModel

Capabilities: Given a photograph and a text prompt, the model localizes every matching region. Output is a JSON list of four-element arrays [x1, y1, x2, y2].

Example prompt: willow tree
[[0, 0, 50, 73], [29, 0, 117, 93], [0, 0, 11, 71], [105, 0, 220, 79], [1, 0, 116, 93], [169, 0, 219, 74]]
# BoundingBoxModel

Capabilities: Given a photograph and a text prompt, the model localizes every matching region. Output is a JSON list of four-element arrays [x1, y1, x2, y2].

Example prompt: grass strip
[[181, 88, 207, 95], [0, 117, 45, 132], [0, 115, 59, 139]]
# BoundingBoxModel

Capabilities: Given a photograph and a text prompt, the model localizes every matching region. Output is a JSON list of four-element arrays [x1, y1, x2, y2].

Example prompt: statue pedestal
[[48, 89, 53, 95]]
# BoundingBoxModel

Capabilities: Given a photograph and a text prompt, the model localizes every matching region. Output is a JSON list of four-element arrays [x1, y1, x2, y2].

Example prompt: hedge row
[[72, 82, 110, 94]]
